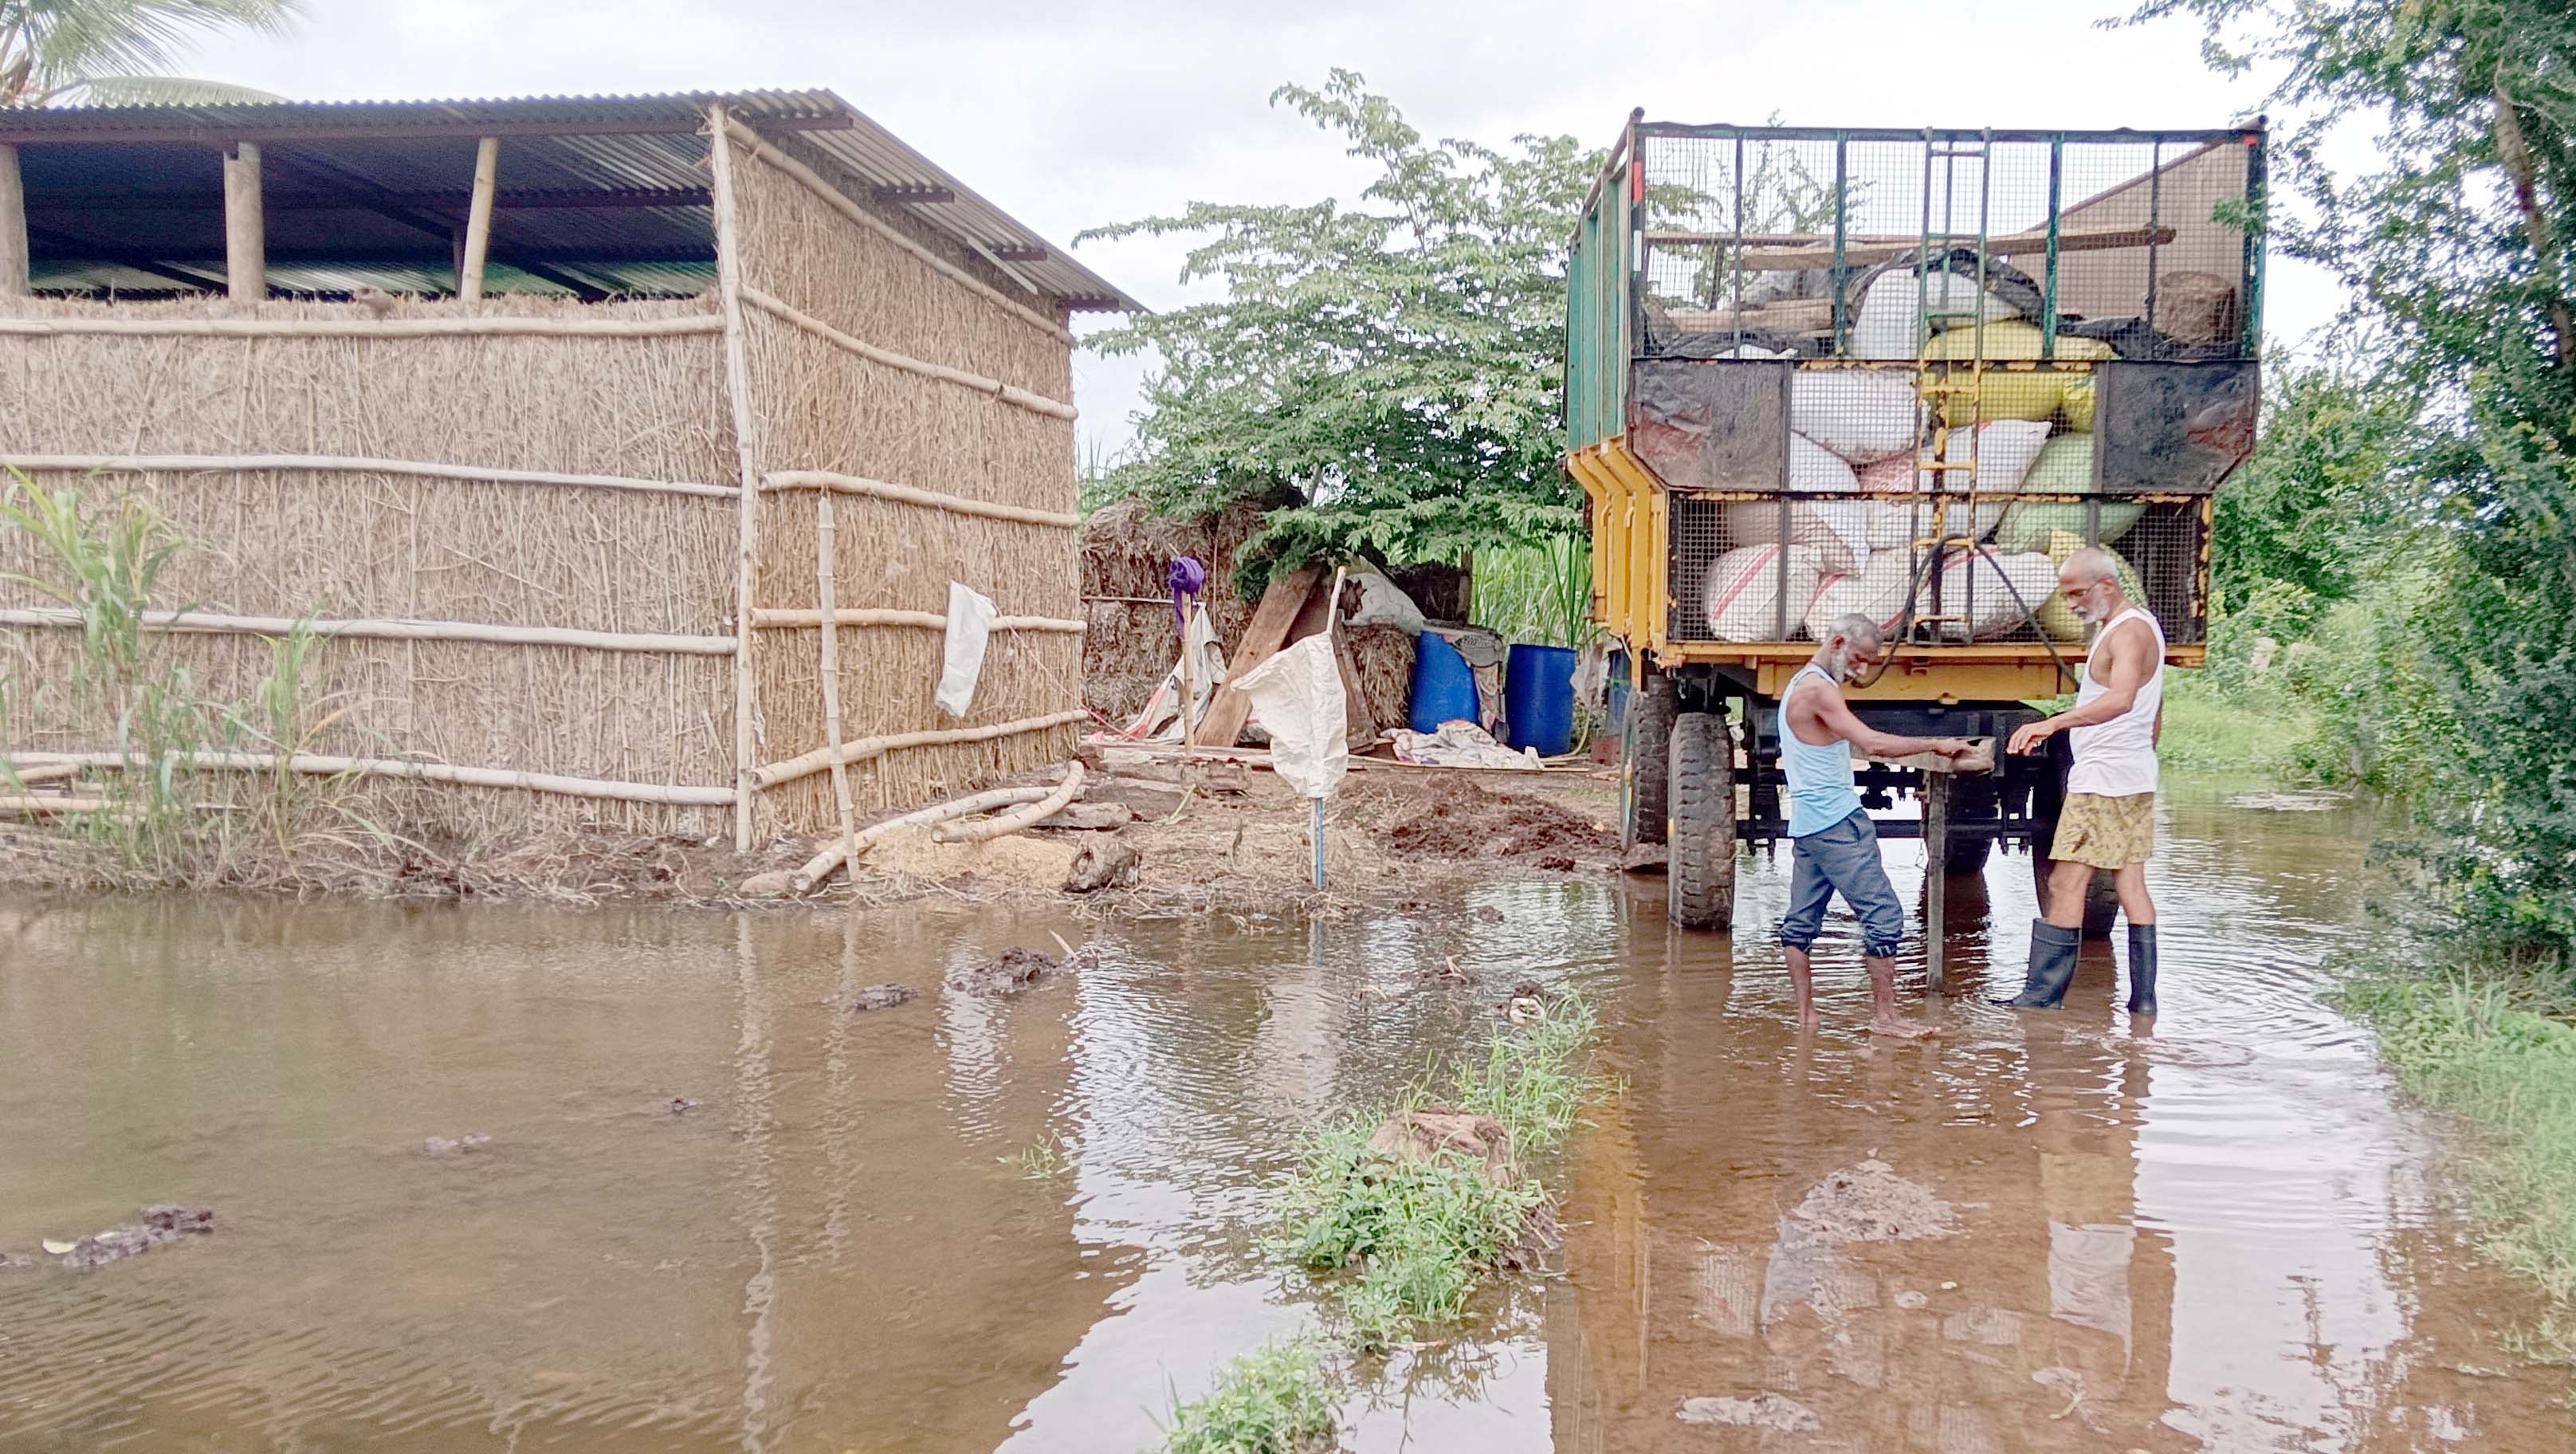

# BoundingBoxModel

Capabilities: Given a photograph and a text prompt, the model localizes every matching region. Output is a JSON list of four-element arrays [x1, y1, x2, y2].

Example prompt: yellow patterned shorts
[[2052, 792, 2155, 869]]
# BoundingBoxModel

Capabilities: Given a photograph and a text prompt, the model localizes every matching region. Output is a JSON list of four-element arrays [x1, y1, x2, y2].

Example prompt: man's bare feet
[[1868, 1015, 1942, 1040]]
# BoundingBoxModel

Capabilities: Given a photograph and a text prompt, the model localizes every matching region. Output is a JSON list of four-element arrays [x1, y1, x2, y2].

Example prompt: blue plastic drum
[[1503, 644, 1577, 756], [1409, 631, 1481, 733]]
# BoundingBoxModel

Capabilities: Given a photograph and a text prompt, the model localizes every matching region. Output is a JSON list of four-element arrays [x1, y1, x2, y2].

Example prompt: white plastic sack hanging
[[936, 581, 998, 717], [1230, 633, 1349, 800]]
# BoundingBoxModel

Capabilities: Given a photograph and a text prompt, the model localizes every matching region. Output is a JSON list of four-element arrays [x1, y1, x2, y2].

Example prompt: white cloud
[[189, 0, 2344, 454]]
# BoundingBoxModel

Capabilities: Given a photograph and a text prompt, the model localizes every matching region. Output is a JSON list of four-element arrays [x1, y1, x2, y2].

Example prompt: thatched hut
[[0, 91, 1139, 849]]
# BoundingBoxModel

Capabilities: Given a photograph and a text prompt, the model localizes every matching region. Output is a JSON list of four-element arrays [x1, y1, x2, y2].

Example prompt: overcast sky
[[191, 0, 2342, 458]]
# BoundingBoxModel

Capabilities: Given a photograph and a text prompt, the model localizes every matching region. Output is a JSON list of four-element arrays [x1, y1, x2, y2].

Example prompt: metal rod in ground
[[1313, 796, 1326, 890], [1924, 772, 1951, 994]]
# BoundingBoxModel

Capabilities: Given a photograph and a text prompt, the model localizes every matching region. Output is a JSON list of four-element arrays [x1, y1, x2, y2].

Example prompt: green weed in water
[[1267, 994, 1600, 1352], [1156, 1337, 1340, 1454]]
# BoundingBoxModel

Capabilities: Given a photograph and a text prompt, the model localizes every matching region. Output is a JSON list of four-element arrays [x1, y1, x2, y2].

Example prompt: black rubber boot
[[2126, 924, 2159, 1016], [1994, 920, 2080, 1009]]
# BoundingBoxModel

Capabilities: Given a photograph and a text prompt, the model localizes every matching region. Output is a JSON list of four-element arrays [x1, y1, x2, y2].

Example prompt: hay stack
[[1078, 493, 1275, 725]]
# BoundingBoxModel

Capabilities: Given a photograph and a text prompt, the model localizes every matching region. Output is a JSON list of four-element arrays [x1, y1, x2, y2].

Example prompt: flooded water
[[2, 779, 2566, 1452]]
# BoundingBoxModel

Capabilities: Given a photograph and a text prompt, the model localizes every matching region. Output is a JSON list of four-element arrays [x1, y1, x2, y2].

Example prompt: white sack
[[1704, 542, 1826, 643], [1804, 552, 1915, 642], [1722, 434, 1871, 572], [1390, 718, 1540, 770], [1345, 565, 1427, 635], [1231, 633, 1349, 800], [1920, 548, 2060, 641], [1850, 268, 2020, 360], [1849, 420, 2052, 547], [1121, 605, 1227, 741], [1792, 369, 1923, 464], [936, 580, 998, 717]]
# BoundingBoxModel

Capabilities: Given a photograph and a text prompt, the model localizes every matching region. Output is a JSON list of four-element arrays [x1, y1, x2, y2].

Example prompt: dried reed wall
[[726, 129, 1082, 837], [0, 294, 737, 837]]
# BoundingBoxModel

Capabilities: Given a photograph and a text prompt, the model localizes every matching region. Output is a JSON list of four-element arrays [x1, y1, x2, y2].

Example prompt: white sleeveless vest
[[2067, 607, 2165, 798]]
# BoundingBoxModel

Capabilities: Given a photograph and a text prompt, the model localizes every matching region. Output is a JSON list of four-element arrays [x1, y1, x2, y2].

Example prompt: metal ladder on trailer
[[1909, 128, 1995, 648]]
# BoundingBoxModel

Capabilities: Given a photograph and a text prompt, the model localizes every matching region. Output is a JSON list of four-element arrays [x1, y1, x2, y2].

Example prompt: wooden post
[[222, 142, 265, 301], [815, 493, 858, 869], [1922, 772, 1950, 994], [707, 105, 768, 851], [458, 136, 501, 301], [0, 144, 28, 298]]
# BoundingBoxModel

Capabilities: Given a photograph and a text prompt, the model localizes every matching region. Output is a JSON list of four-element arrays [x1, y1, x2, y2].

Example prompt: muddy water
[[0, 780, 2566, 1452]]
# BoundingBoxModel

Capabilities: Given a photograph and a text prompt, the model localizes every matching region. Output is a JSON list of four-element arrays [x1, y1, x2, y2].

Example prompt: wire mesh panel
[[1608, 122, 2262, 652]]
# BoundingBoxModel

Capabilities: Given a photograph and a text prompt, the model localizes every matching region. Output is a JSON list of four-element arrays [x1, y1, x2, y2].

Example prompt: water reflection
[[0, 784, 2566, 1450]]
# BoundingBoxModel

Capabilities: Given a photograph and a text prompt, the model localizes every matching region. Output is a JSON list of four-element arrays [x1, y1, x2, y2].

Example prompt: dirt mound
[[1356, 776, 1614, 864], [1367, 1109, 1516, 1185], [951, 946, 1070, 996], [51, 1205, 215, 1271], [1787, 1159, 1957, 1245]]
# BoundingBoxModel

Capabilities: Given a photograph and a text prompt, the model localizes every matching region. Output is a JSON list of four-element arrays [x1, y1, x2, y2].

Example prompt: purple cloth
[[1168, 556, 1208, 633]]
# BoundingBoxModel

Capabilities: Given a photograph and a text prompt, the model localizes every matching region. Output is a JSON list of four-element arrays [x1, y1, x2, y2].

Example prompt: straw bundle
[[1077, 493, 1278, 724], [1345, 625, 1416, 732]]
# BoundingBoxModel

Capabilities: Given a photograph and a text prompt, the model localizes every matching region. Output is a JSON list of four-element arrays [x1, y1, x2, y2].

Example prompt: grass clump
[[1158, 1338, 1340, 1454], [2334, 964, 2576, 1355], [1268, 994, 1600, 1352]]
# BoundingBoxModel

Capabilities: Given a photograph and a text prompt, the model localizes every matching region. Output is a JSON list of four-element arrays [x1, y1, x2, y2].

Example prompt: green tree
[[2134, 0, 2576, 952], [1080, 73, 1598, 580], [1, 1, 300, 108], [2211, 363, 2409, 619]]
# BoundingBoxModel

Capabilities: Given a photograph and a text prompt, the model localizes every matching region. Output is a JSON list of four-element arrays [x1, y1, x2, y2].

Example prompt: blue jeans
[[1780, 809, 1905, 960]]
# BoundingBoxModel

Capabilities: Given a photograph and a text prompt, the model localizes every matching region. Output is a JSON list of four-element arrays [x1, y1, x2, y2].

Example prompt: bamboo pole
[[787, 783, 1054, 892], [709, 104, 769, 853], [0, 796, 110, 817], [930, 764, 1084, 844], [224, 142, 265, 301], [749, 607, 1082, 632], [9, 751, 735, 806], [0, 314, 723, 339], [0, 143, 27, 298], [764, 471, 1080, 529], [719, 118, 1074, 346], [0, 452, 732, 500], [459, 136, 501, 302], [815, 493, 858, 871], [0, 607, 736, 655], [2, 762, 80, 785], [740, 285, 1077, 421], [752, 708, 1090, 792]]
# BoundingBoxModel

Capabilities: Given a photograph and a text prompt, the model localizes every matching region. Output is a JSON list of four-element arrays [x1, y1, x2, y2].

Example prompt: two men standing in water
[[1774, 547, 2162, 1032]]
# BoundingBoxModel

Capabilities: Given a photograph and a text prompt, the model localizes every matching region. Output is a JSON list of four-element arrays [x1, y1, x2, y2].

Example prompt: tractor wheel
[[1624, 666, 1678, 851], [1667, 711, 1738, 930]]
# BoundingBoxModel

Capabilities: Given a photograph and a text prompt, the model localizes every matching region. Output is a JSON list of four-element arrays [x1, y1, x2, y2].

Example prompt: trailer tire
[[1625, 666, 1677, 851], [1667, 711, 1737, 930]]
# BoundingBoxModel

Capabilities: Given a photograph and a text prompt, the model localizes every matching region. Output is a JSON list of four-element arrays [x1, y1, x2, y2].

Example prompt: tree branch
[[2495, 81, 2574, 369]]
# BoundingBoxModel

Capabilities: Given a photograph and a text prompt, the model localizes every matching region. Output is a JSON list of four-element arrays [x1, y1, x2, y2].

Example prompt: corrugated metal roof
[[7, 89, 1140, 312]]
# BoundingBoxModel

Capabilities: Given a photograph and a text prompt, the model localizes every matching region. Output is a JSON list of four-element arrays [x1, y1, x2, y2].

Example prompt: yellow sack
[[2033, 530, 2148, 642], [1922, 322, 2111, 428]]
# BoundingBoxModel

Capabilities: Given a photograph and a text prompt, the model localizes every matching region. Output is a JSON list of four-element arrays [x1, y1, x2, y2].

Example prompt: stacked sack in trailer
[[1706, 250, 2149, 644]]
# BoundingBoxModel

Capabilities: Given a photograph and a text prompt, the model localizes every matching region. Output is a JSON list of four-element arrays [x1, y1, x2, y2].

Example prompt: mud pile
[[1357, 777, 1615, 867], [1786, 1159, 1957, 1245]]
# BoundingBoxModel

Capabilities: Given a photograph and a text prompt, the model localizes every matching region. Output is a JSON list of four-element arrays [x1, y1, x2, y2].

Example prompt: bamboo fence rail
[[7, 750, 736, 806], [740, 285, 1075, 421], [0, 607, 735, 655], [814, 492, 858, 863], [1, 453, 732, 500], [763, 471, 1080, 529], [752, 708, 1090, 791], [0, 314, 721, 340], [749, 607, 1082, 632]]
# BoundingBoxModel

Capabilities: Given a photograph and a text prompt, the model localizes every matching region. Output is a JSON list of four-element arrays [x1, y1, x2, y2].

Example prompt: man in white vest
[[1997, 548, 2163, 1016]]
